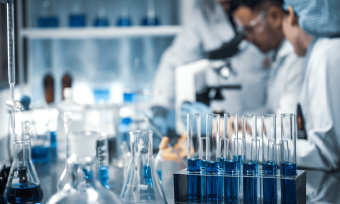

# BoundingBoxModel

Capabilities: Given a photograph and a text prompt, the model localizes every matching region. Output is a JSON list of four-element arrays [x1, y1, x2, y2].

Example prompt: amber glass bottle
[[62, 72, 72, 100], [44, 71, 54, 103]]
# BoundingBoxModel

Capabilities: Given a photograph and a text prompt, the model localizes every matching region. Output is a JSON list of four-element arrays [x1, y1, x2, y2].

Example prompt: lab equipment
[[186, 114, 201, 202], [205, 114, 222, 203], [224, 113, 240, 203], [117, 2, 132, 26], [57, 88, 84, 159], [120, 130, 167, 204], [261, 114, 278, 203], [96, 133, 109, 188], [69, 1, 86, 27], [281, 114, 297, 203], [4, 140, 44, 204], [0, 165, 10, 204], [154, 137, 170, 181], [62, 72, 72, 100], [44, 71, 55, 104], [242, 114, 259, 203], [94, 4, 109, 27], [199, 137, 208, 202], [284, 0, 340, 38], [142, 0, 160, 26], [181, 102, 211, 136], [38, 0, 58, 27]]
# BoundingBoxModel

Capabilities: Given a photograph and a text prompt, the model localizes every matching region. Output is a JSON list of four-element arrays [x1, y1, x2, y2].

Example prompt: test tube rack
[[173, 168, 306, 204]]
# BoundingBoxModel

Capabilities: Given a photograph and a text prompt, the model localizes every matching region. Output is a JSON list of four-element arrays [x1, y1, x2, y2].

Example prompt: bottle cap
[[64, 88, 73, 100], [68, 131, 98, 157]]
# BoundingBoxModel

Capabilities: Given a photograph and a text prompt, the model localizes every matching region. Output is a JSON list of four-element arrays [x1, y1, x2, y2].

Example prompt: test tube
[[187, 114, 201, 171], [187, 114, 201, 202], [200, 137, 209, 202], [280, 114, 297, 175], [242, 114, 259, 204], [96, 132, 109, 189], [261, 115, 278, 204], [205, 114, 222, 203], [280, 114, 297, 204]]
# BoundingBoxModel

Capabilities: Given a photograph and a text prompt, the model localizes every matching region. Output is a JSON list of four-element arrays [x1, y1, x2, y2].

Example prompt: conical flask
[[120, 130, 167, 204], [4, 140, 44, 204]]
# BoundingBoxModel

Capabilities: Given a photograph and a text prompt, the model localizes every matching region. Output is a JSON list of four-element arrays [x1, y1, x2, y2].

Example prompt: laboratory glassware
[[200, 137, 209, 202], [38, 0, 58, 27], [94, 1, 109, 27], [261, 114, 278, 203], [96, 133, 109, 188], [142, 0, 160, 26], [62, 72, 72, 100], [27, 122, 51, 164], [205, 114, 222, 203], [69, 1, 86, 27], [120, 130, 167, 204], [280, 114, 297, 203], [0, 165, 10, 204], [224, 113, 240, 203], [242, 114, 259, 203], [44, 71, 55, 103], [154, 137, 170, 181], [117, 2, 132, 26], [186, 114, 201, 202], [4, 140, 44, 204]]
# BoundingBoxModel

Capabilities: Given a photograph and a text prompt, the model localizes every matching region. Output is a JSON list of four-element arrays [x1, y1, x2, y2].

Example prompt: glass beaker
[[120, 130, 167, 204], [29, 122, 51, 164], [4, 140, 44, 204]]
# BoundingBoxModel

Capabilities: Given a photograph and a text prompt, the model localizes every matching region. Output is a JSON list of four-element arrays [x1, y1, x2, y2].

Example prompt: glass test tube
[[280, 114, 297, 204], [200, 137, 209, 202], [280, 114, 297, 175], [242, 114, 259, 204], [96, 133, 109, 189], [187, 114, 201, 202], [205, 114, 222, 203], [261, 114, 278, 203]]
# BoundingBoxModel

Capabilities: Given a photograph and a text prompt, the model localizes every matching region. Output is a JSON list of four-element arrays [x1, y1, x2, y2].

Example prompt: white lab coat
[[152, 1, 269, 112], [297, 38, 340, 171]]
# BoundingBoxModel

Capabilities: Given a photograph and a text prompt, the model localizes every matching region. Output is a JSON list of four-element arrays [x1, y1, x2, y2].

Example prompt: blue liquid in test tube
[[225, 159, 238, 203], [281, 162, 297, 204], [243, 162, 258, 203], [99, 166, 109, 188], [188, 158, 201, 201], [206, 161, 222, 203], [263, 161, 277, 204]]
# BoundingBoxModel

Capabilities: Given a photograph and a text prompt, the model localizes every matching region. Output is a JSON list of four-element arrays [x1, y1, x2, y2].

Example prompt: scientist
[[283, 0, 340, 171], [152, 0, 270, 116], [231, 0, 304, 116]]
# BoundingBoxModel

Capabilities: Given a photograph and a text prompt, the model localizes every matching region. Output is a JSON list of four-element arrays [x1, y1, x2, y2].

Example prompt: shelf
[[20, 26, 182, 39]]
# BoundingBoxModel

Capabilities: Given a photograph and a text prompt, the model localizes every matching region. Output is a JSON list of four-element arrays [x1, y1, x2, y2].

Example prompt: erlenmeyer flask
[[4, 140, 44, 204], [121, 130, 167, 204]]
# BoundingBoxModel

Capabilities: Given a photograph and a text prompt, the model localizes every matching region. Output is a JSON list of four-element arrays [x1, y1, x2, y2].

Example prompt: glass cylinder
[[96, 132, 109, 188], [206, 114, 220, 164], [187, 114, 201, 171], [280, 114, 297, 175]]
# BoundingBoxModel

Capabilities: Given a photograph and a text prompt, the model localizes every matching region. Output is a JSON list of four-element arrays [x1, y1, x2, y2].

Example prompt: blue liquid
[[200, 169, 207, 203], [82, 168, 93, 181], [206, 161, 223, 202], [218, 157, 225, 170], [69, 15, 86, 27], [234, 155, 244, 172], [117, 17, 132, 27], [99, 166, 109, 189], [141, 17, 160, 26], [50, 131, 57, 163], [188, 158, 201, 202], [31, 146, 50, 164], [157, 170, 162, 181], [38, 17, 58, 27], [94, 18, 109, 27], [281, 162, 297, 204], [243, 162, 259, 203], [263, 161, 277, 204], [4, 183, 43, 204], [188, 158, 201, 171], [225, 159, 238, 203], [281, 162, 297, 176]]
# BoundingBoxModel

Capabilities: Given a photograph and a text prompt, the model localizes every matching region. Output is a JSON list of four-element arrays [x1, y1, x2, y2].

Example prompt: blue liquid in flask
[[99, 166, 109, 188], [4, 183, 43, 204], [225, 159, 239, 203], [263, 161, 277, 204], [187, 158, 201, 202], [281, 162, 297, 204], [243, 161, 258, 204]]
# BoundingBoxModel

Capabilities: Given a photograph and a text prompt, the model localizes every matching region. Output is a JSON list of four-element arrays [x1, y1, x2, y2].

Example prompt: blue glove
[[181, 102, 212, 135]]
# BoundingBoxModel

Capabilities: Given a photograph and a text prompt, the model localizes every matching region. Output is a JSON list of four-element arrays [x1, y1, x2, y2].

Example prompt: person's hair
[[231, 0, 284, 13]]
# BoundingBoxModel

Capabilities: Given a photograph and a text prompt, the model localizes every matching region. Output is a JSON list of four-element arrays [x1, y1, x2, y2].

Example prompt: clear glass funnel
[[120, 130, 167, 204], [4, 140, 44, 204]]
